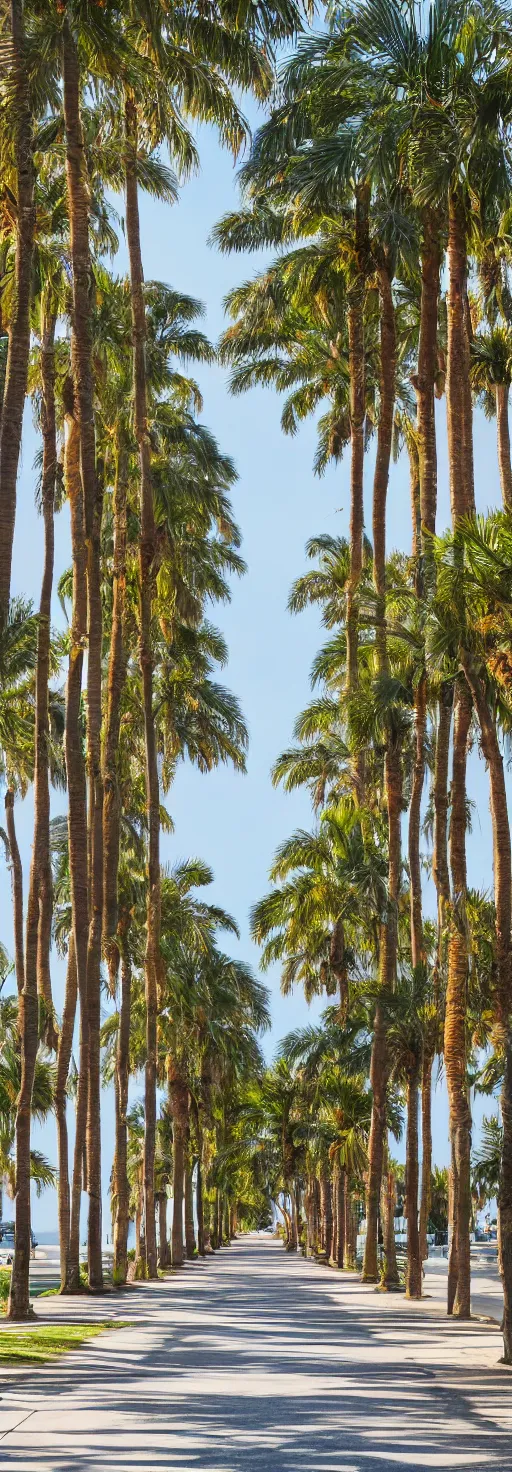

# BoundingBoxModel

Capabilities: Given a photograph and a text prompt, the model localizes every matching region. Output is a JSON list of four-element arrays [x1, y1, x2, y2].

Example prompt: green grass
[[0, 1319, 125, 1363], [0, 1268, 11, 1307]]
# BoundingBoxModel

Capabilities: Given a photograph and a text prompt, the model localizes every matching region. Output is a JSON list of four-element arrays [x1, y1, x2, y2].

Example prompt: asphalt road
[[0, 1235, 511, 1470]]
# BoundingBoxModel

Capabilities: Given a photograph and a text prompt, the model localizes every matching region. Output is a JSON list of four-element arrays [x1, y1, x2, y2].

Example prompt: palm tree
[[0, 0, 35, 620], [0, 601, 42, 1319], [431, 513, 512, 1354]]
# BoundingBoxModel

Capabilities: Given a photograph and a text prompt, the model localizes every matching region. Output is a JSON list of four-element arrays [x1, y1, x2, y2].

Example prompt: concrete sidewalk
[[0, 1236, 510, 1470]]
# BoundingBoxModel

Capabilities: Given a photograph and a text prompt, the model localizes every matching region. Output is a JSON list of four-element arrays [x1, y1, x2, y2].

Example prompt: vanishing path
[[1, 1236, 511, 1470]]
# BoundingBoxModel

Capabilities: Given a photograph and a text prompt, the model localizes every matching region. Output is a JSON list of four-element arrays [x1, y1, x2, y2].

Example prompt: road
[[0, 1235, 511, 1470]]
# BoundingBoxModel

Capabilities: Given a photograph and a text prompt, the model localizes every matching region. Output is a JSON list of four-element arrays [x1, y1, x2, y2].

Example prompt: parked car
[[0, 1223, 38, 1264]]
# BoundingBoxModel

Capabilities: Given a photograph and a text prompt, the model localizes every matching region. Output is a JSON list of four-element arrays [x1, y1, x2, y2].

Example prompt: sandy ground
[[0, 1235, 510, 1471]]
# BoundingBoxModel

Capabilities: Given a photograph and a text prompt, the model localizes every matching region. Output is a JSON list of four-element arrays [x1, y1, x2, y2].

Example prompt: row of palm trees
[[4, 0, 512, 1371], [219, 0, 512, 1364], [0, 0, 311, 1317]]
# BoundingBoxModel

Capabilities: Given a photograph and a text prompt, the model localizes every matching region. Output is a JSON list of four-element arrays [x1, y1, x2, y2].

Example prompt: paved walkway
[[1, 1236, 511, 1470]]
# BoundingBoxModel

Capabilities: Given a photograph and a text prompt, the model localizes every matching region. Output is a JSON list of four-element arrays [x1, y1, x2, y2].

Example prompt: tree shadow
[[1, 1239, 510, 1471]]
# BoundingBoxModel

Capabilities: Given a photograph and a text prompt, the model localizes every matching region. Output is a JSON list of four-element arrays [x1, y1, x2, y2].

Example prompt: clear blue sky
[[6, 111, 499, 1231]]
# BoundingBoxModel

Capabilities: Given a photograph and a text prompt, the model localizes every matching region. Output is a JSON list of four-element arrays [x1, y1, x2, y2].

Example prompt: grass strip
[[0, 1320, 125, 1363]]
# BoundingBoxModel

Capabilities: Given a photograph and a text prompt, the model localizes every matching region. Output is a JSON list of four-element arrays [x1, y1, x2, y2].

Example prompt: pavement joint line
[[0, 1408, 35, 1442]]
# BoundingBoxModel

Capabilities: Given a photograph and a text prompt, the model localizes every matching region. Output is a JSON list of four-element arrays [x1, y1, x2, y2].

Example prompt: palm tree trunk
[[319, 1168, 333, 1259], [345, 185, 369, 708], [62, 13, 104, 1291], [333, 1167, 345, 1268], [372, 257, 396, 672], [345, 1192, 357, 1269], [380, 1139, 399, 1289], [409, 673, 427, 972], [433, 684, 453, 939], [287, 1187, 298, 1252], [125, 93, 159, 1283], [419, 1049, 433, 1262], [369, 258, 401, 1289], [103, 436, 128, 953], [5, 788, 24, 995], [35, 312, 57, 1036], [5, 789, 37, 1319], [447, 1155, 458, 1315], [309, 1176, 318, 1255], [158, 1195, 169, 1268], [84, 468, 104, 1294], [414, 209, 441, 541], [217, 1191, 224, 1246], [196, 1157, 205, 1257], [223, 1199, 230, 1242], [364, 739, 402, 1279], [63, 370, 89, 1295], [459, 654, 511, 1027], [444, 682, 472, 1318], [172, 1128, 185, 1267], [135, 1197, 142, 1262], [460, 650, 512, 1356], [346, 287, 365, 701], [338, 1171, 345, 1265], [0, 0, 35, 620], [203, 1195, 213, 1252], [331, 1166, 338, 1265], [405, 1067, 422, 1299], [499, 1043, 512, 1362], [61, 17, 97, 521], [432, 684, 453, 1165], [304, 1177, 314, 1256], [113, 947, 131, 1285], [382, 739, 402, 987], [444, 187, 475, 1319], [185, 1156, 196, 1258], [213, 1189, 221, 1247], [169, 1072, 188, 1269], [363, 1001, 388, 1282], [56, 938, 78, 1291], [7, 1005, 38, 1318], [447, 190, 475, 521], [408, 437, 421, 565], [67, 1023, 88, 1293], [210, 1193, 217, 1249], [495, 383, 512, 509]]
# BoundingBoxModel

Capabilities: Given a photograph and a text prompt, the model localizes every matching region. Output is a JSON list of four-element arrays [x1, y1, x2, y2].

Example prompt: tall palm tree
[[0, 0, 35, 620], [0, 602, 40, 1318], [432, 514, 512, 1356]]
